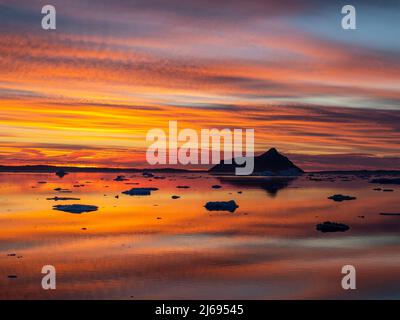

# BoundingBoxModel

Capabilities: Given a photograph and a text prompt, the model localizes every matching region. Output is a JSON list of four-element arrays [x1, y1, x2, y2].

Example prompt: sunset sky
[[0, 0, 399, 170]]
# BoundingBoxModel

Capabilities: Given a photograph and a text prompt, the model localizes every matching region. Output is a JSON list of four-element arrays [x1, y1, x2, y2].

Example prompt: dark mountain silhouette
[[209, 147, 304, 175]]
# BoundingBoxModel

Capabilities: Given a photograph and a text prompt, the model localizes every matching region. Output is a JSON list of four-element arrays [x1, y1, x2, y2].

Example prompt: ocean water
[[0, 172, 399, 299]]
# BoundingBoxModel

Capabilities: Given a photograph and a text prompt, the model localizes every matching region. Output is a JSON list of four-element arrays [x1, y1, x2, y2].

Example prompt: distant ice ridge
[[258, 168, 303, 177]]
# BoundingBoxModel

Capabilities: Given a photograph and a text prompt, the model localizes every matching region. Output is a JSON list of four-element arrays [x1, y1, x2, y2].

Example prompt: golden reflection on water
[[0, 172, 399, 299]]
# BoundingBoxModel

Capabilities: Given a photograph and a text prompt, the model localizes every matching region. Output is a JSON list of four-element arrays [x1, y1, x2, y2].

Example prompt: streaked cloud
[[0, 0, 399, 169]]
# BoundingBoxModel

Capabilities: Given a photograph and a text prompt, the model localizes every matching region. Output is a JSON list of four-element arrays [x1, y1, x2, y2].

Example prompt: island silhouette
[[0, 148, 399, 176]]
